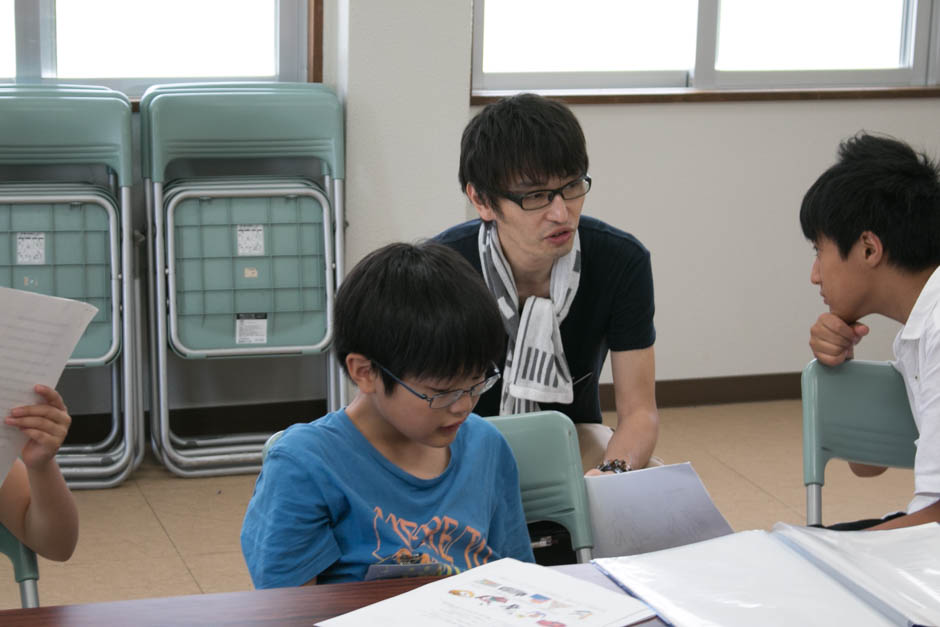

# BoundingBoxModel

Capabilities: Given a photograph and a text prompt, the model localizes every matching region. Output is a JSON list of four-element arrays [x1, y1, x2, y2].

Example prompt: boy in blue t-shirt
[[241, 242, 534, 587]]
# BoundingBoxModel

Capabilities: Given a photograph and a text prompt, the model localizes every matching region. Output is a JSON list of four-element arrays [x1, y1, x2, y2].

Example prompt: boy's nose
[[448, 392, 474, 415], [810, 258, 821, 285]]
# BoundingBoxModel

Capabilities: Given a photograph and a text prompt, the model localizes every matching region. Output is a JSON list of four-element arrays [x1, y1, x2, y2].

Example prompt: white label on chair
[[16, 233, 45, 265], [237, 224, 265, 256], [236, 313, 268, 344]]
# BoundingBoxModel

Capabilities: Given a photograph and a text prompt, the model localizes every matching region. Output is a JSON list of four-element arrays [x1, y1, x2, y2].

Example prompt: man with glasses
[[436, 93, 658, 477], [241, 242, 533, 587]]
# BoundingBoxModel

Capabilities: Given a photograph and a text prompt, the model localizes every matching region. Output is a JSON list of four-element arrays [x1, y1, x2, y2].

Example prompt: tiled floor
[[0, 399, 915, 609]]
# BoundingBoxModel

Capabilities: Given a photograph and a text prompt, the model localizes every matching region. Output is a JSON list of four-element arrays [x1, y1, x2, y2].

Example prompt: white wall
[[331, 1, 934, 383]]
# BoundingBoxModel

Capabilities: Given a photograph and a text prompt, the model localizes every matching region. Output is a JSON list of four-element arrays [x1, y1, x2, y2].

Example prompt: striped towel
[[477, 221, 581, 414]]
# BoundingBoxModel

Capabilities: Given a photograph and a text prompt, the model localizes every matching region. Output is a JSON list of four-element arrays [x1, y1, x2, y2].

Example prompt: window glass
[[716, 0, 906, 71], [0, 0, 14, 78], [481, 0, 698, 73], [55, 0, 277, 78]]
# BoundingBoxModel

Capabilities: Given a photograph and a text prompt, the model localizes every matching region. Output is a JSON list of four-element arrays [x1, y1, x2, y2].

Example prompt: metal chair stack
[[143, 82, 345, 477], [0, 84, 140, 489]]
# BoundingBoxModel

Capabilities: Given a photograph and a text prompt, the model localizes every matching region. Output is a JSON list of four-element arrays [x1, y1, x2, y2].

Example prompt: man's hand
[[809, 313, 870, 366], [6, 385, 71, 469]]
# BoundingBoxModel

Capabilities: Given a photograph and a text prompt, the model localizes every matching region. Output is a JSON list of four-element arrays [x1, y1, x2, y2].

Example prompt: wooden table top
[[0, 577, 439, 626], [0, 575, 665, 626]]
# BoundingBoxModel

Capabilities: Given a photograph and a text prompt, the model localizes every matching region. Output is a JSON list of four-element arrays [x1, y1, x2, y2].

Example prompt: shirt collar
[[900, 266, 940, 341]]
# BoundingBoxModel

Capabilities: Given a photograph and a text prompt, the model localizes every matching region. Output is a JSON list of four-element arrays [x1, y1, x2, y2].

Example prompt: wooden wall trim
[[600, 373, 801, 410]]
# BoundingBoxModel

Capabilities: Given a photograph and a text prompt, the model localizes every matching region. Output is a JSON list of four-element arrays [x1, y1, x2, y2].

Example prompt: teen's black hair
[[458, 93, 588, 212], [334, 241, 505, 394], [800, 132, 940, 271]]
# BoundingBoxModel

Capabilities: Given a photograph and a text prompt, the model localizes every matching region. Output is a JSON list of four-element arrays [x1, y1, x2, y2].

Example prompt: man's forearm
[[605, 409, 659, 469]]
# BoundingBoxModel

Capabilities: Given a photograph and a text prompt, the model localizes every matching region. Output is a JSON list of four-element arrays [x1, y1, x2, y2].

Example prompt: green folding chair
[[487, 411, 593, 563], [801, 359, 917, 526], [0, 524, 38, 608]]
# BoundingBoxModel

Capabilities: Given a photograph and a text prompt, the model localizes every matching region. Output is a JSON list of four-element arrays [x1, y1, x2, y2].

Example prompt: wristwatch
[[595, 458, 632, 473]]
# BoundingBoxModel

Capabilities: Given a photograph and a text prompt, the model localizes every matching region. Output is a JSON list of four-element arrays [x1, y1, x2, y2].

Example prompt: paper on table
[[318, 558, 655, 627], [585, 462, 733, 557], [0, 287, 97, 483], [594, 531, 897, 627], [772, 522, 940, 626]]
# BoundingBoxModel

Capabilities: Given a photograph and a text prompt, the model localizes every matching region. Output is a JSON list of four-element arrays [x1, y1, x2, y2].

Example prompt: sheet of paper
[[0, 287, 97, 483], [549, 563, 628, 595], [318, 558, 655, 627], [584, 462, 733, 557], [594, 531, 897, 627], [773, 522, 940, 626]]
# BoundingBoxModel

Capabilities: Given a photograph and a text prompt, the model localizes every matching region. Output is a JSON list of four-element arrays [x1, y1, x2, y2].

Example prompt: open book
[[594, 522, 940, 627], [319, 558, 656, 627]]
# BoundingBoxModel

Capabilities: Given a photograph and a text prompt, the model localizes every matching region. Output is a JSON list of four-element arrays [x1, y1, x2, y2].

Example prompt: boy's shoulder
[[269, 411, 354, 459]]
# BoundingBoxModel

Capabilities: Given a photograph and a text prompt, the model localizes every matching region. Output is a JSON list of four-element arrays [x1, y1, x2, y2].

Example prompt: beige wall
[[330, 0, 937, 382]]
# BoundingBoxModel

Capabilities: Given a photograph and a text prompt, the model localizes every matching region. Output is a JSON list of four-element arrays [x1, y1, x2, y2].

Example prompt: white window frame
[[11, 0, 307, 97], [472, 0, 937, 94]]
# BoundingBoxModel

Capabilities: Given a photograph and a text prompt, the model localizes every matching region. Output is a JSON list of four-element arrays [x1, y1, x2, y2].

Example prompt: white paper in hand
[[0, 287, 97, 484], [585, 462, 733, 557]]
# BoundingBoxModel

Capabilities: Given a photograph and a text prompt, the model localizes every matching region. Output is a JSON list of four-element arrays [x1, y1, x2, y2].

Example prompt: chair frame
[[801, 359, 917, 526], [487, 411, 594, 563]]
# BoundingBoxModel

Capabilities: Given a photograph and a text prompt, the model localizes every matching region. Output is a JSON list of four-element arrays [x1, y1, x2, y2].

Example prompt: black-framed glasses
[[501, 174, 592, 211], [373, 361, 501, 409]]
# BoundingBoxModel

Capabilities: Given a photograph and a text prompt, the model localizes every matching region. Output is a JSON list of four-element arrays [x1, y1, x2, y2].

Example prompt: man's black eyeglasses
[[372, 362, 501, 409], [501, 174, 592, 211]]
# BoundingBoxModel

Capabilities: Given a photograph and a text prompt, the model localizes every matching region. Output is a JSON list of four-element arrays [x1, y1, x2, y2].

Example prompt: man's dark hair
[[459, 93, 588, 212], [334, 241, 505, 393], [800, 132, 940, 271]]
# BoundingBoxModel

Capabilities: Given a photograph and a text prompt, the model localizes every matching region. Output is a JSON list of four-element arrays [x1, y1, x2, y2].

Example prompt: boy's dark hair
[[800, 132, 940, 271], [459, 93, 588, 213], [334, 241, 505, 393]]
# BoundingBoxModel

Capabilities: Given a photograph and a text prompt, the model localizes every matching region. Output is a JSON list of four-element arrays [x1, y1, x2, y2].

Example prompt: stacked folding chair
[[0, 84, 140, 488], [143, 82, 345, 476]]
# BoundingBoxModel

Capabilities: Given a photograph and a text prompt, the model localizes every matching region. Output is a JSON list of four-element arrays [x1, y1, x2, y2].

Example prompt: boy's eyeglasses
[[501, 174, 592, 211], [372, 362, 501, 409]]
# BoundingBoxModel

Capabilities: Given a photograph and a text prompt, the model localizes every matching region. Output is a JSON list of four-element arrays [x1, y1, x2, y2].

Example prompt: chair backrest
[[486, 411, 593, 561], [144, 85, 344, 182], [0, 87, 133, 186], [0, 524, 39, 608], [801, 359, 917, 524]]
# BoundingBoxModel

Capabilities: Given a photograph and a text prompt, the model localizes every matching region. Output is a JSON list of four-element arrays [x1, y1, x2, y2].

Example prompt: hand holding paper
[[0, 286, 97, 483], [6, 384, 72, 469]]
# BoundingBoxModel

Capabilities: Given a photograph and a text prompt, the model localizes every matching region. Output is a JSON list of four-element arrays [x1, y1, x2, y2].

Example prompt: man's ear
[[466, 183, 498, 222], [345, 353, 379, 393], [859, 230, 885, 267]]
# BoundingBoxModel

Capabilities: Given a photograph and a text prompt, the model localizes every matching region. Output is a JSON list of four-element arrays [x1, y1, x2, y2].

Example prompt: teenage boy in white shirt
[[803, 132, 940, 530]]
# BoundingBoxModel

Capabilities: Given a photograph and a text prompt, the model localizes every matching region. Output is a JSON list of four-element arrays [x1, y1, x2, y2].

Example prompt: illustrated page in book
[[773, 522, 940, 627], [318, 558, 655, 627], [585, 462, 733, 557], [0, 287, 97, 484], [594, 530, 898, 627]]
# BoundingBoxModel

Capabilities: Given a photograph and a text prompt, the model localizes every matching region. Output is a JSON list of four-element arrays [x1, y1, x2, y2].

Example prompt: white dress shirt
[[893, 266, 940, 514]]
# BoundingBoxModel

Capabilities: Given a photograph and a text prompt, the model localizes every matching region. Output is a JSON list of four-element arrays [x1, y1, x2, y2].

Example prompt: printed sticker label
[[237, 225, 264, 256], [236, 313, 268, 344], [16, 232, 46, 265]]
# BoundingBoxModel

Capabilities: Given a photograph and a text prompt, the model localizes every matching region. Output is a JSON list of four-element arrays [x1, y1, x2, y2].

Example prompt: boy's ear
[[345, 353, 379, 393], [859, 231, 885, 267], [466, 183, 497, 222]]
